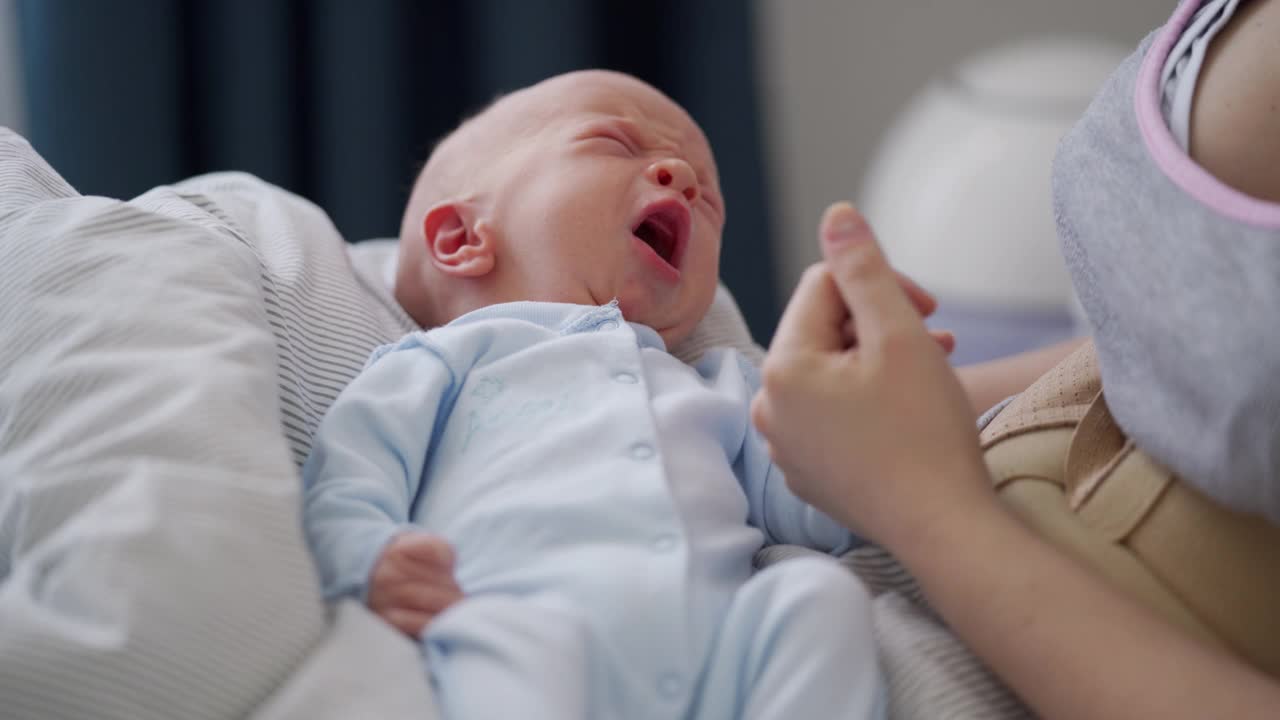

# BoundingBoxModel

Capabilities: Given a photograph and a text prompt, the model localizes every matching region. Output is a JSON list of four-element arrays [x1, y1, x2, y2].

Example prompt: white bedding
[[0, 127, 434, 720], [0, 126, 1029, 720]]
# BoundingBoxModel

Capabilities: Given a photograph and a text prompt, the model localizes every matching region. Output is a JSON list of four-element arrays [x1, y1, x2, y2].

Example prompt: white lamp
[[859, 36, 1126, 363]]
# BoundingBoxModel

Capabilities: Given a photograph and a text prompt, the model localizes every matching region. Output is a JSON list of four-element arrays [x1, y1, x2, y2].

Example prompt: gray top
[[1053, 2, 1280, 524]]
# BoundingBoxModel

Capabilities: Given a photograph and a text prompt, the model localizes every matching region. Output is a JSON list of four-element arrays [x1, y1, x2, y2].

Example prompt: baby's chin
[[657, 324, 697, 350], [623, 307, 699, 349], [619, 293, 717, 350]]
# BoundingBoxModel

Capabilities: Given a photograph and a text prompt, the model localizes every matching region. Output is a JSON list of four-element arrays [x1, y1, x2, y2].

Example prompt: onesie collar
[[444, 300, 667, 351]]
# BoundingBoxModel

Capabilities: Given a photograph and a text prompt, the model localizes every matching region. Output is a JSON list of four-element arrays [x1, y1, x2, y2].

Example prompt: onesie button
[[629, 442, 655, 460], [613, 371, 638, 384], [657, 673, 684, 698], [650, 534, 678, 553], [598, 320, 620, 332]]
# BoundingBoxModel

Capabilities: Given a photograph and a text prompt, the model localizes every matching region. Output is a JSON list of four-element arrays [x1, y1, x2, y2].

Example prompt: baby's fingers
[[930, 329, 956, 355], [394, 532, 457, 570], [380, 607, 435, 638], [382, 579, 464, 616], [839, 321, 955, 355]]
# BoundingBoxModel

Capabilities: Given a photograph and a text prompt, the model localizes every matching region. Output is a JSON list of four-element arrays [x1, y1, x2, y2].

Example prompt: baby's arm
[[740, 445, 859, 554], [302, 340, 461, 626], [712, 350, 859, 553]]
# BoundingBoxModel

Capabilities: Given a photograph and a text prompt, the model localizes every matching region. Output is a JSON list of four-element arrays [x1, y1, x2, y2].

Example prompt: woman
[[752, 3, 1280, 716]]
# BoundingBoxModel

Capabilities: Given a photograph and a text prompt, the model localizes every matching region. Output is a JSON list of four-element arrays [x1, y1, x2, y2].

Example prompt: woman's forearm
[[956, 337, 1085, 416], [893, 493, 1280, 720]]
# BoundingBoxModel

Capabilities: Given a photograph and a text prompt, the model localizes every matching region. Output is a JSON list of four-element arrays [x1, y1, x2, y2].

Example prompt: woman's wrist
[[865, 461, 1005, 563]]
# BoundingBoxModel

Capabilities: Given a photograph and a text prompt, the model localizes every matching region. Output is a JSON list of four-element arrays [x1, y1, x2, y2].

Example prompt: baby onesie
[[303, 301, 885, 720]]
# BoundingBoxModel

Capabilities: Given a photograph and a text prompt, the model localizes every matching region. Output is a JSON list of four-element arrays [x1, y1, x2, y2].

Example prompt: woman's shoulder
[[1190, 0, 1280, 202]]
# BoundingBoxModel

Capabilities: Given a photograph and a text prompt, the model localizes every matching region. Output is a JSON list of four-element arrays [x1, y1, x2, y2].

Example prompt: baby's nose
[[646, 158, 699, 203]]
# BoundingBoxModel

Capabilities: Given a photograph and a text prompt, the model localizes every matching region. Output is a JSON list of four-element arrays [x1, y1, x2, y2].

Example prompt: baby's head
[[395, 70, 725, 347]]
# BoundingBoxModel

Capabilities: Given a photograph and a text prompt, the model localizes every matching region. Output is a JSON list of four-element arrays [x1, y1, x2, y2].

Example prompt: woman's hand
[[751, 202, 990, 549]]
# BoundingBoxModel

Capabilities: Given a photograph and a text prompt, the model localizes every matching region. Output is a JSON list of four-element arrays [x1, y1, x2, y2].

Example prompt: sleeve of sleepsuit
[[301, 336, 457, 602], [706, 349, 863, 555]]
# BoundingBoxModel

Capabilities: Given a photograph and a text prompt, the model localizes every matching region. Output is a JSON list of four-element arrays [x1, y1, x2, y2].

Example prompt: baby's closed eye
[[573, 126, 637, 157]]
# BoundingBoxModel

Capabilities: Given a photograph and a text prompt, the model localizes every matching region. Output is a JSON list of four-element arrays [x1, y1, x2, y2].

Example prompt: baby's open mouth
[[632, 201, 688, 271]]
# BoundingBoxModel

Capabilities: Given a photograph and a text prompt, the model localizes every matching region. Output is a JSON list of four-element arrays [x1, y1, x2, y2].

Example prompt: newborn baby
[[302, 70, 883, 720]]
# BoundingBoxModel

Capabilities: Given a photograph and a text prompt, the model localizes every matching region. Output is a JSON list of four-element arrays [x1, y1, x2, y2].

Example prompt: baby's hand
[[368, 532, 463, 638]]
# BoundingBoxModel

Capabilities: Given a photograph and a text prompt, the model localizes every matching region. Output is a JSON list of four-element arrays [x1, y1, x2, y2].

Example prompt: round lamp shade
[[859, 36, 1126, 363]]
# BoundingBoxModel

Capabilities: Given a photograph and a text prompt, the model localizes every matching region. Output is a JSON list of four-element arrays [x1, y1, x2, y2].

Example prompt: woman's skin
[[751, 202, 1280, 720], [1190, 0, 1280, 203]]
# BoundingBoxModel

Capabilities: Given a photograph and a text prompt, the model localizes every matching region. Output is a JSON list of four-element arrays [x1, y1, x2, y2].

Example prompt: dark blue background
[[17, 0, 779, 341]]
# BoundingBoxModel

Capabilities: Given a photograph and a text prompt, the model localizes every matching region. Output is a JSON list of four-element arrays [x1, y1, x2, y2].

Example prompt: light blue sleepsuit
[[302, 301, 884, 720]]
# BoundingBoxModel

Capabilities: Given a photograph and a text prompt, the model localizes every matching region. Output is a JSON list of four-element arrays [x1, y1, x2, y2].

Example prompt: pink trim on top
[[1134, 0, 1280, 228]]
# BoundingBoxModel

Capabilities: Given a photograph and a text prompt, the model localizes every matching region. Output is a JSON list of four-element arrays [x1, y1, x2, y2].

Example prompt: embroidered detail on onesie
[[471, 376, 505, 402], [461, 386, 585, 453]]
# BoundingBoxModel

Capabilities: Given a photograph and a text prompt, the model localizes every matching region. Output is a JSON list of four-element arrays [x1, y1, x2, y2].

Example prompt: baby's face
[[453, 72, 725, 346]]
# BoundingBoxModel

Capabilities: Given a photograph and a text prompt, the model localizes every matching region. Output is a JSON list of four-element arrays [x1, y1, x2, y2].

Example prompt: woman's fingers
[[895, 270, 938, 318], [819, 202, 927, 355], [770, 262, 846, 354], [774, 204, 942, 358]]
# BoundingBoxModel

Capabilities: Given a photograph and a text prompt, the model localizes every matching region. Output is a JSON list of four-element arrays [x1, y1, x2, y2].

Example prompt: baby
[[302, 70, 883, 720]]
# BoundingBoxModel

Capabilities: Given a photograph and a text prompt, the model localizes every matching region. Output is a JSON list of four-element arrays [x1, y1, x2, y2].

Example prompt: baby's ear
[[422, 201, 496, 278]]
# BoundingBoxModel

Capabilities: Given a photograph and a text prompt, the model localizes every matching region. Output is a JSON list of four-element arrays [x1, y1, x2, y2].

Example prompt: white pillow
[[0, 129, 327, 720]]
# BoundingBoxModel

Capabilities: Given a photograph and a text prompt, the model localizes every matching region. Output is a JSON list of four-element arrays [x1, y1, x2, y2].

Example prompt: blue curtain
[[17, 0, 779, 340]]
